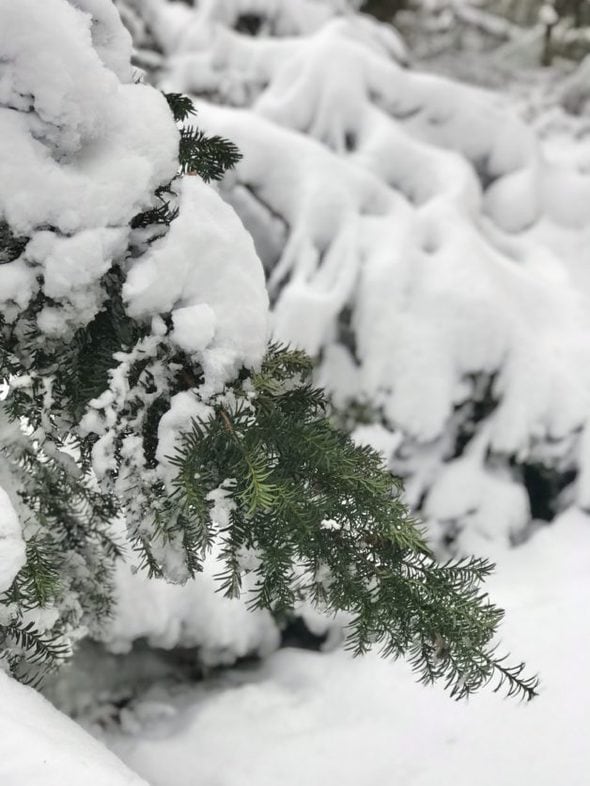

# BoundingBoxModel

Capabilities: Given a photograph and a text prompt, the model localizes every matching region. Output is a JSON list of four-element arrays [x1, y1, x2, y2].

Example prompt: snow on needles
[[0, 0, 178, 331], [1, 0, 269, 492], [124, 176, 269, 394]]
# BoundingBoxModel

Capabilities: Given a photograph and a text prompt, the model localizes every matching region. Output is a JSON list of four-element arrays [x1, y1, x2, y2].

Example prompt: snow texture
[[124, 176, 269, 394], [0, 0, 178, 332], [1, 0, 267, 387], [0, 669, 148, 786]]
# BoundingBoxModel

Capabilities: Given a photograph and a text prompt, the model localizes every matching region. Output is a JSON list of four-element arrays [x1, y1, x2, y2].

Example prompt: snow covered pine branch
[[0, 12, 538, 778]]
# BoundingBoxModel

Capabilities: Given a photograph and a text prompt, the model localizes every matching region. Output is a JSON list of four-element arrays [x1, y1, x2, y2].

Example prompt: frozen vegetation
[[1, 0, 590, 784]]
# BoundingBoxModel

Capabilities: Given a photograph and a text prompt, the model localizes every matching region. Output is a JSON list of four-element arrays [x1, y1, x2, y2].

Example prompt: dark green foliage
[[179, 126, 242, 181], [165, 92, 197, 122], [131, 188, 179, 230], [0, 622, 71, 687], [161, 345, 539, 701], [166, 91, 243, 182], [0, 437, 121, 680]]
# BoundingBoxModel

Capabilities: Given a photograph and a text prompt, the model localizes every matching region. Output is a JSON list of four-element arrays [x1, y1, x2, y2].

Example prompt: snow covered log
[[119, 0, 590, 554]]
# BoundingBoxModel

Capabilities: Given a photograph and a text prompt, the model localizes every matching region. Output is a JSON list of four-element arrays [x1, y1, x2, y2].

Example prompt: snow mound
[[104, 509, 590, 786], [0, 670, 148, 786]]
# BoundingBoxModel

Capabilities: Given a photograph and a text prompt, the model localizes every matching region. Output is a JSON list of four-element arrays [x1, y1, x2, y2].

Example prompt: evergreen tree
[[0, 0, 537, 702]]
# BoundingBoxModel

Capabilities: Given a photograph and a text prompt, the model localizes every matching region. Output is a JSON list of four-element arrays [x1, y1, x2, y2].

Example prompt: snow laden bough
[[119, 0, 590, 556], [0, 0, 536, 703]]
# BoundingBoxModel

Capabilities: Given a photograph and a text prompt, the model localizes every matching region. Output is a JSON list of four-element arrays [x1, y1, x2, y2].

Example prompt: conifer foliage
[[0, 0, 536, 700]]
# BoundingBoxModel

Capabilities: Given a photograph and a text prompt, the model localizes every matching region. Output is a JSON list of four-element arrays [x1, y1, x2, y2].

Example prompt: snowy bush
[[119, 0, 590, 558], [0, 0, 538, 704], [0, 0, 269, 675]]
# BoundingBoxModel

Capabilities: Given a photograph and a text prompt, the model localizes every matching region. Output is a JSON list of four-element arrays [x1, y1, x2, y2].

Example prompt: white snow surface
[[0, 485, 25, 594], [124, 177, 269, 393], [101, 508, 590, 786], [0, 670, 148, 786]]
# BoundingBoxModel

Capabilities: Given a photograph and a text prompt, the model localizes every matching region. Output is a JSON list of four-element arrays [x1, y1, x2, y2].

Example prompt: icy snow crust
[[130, 0, 590, 551]]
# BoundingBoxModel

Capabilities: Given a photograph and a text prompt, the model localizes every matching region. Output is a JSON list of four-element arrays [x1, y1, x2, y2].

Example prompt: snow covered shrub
[[0, 0, 538, 700], [119, 0, 590, 560]]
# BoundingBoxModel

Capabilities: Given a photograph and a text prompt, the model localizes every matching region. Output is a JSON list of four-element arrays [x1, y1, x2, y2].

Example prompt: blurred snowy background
[[6, 1, 590, 784]]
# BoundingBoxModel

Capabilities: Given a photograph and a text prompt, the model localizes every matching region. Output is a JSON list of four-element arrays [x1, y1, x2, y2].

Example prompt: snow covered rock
[[0, 670, 148, 786]]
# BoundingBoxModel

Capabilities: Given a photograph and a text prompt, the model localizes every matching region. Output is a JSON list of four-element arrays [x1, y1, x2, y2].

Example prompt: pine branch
[[166, 345, 539, 701], [179, 126, 242, 181], [164, 92, 197, 123]]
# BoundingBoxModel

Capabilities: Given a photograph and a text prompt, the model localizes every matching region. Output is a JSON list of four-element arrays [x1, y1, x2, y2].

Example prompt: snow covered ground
[[96, 509, 589, 786]]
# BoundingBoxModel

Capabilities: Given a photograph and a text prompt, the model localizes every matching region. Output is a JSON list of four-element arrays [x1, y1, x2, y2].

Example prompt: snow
[[0, 485, 25, 594], [3, 3, 590, 783], [559, 54, 590, 114], [0, 670, 148, 786], [101, 510, 590, 786], [0, 0, 179, 333], [539, 4, 559, 27], [103, 558, 279, 666], [124, 176, 269, 394]]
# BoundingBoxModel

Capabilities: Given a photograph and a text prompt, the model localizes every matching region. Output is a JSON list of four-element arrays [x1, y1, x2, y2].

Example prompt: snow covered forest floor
[[95, 511, 590, 786]]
